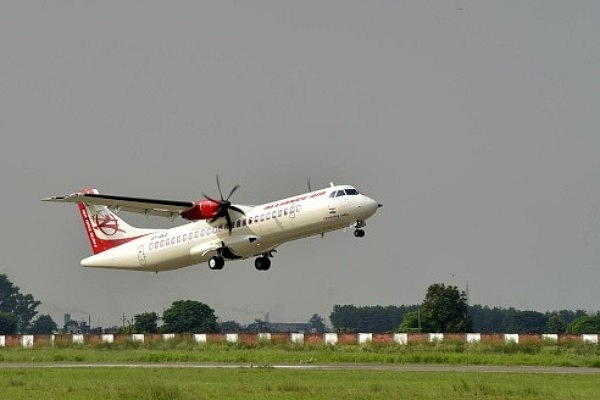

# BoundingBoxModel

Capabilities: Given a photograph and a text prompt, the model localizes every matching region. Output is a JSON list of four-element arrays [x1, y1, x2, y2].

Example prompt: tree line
[[329, 284, 600, 334], [1, 274, 599, 335]]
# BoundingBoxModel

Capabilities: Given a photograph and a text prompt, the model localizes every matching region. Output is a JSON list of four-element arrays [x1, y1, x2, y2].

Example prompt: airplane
[[42, 177, 382, 272]]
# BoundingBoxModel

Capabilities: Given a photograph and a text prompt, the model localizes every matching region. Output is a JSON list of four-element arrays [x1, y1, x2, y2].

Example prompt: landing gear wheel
[[354, 229, 365, 238], [208, 256, 225, 270], [254, 256, 271, 271]]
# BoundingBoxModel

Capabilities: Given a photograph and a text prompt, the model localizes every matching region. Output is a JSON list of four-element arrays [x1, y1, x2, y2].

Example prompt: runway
[[2, 362, 599, 375]]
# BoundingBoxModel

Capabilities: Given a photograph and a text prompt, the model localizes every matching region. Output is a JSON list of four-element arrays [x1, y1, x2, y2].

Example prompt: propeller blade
[[225, 212, 233, 234], [202, 175, 244, 235], [215, 174, 224, 200], [228, 205, 246, 215], [226, 184, 240, 201]]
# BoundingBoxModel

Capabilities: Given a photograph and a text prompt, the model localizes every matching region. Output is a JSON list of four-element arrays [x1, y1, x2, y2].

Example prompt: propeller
[[202, 175, 245, 234]]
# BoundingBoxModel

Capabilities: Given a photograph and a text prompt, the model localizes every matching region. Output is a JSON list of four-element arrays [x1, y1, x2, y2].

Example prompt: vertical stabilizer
[[76, 189, 156, 254]]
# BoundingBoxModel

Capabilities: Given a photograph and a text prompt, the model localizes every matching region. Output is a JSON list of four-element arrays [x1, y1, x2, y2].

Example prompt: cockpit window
[[345, 188, 359, 195], [336, 190, 345, 197], [329, 191, 337, 198]]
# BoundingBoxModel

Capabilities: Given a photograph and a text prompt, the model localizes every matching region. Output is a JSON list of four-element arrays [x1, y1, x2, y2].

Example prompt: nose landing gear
[[354, 220, 367, 238]]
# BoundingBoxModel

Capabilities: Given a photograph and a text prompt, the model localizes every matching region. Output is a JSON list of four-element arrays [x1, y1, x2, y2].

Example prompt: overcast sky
[[1, 1, 598, 328]]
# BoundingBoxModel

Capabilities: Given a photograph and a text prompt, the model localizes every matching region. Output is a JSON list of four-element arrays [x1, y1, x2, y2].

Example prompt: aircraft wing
[[42, 192, 195, 219]]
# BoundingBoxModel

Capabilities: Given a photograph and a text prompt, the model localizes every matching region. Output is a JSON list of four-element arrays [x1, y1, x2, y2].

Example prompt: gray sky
[[1, 1, 598, 328]]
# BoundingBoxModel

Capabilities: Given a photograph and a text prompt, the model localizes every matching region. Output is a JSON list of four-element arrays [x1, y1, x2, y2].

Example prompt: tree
[[0, 274, 41, 333], [398, 310, 424, 332], [329, 304, 418, 333], [219, 320, 242, 333], [308, 314, 327, 333], [133, 312, 159, 334], [31, 314, 57, 334], [509, 310, 548, 334], [246, 319, 270, 333], [420, 283, 472, 333], [161, 300, 218, 333], [0, 311, 18, 334], [546, 314, 566, 334], [566, 313, 600, 334]]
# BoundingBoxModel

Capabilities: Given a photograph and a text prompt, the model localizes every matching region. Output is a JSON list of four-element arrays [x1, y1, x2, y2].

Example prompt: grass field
[[1, 341, 599, 399], [1, 340, 599, 367], [1, 367, 599, 400]]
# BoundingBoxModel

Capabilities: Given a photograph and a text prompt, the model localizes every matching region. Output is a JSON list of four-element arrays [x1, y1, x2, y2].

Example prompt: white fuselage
[[81, 185, 379, 271]]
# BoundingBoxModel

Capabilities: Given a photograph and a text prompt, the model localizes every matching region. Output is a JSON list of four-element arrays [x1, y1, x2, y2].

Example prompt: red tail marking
[[76, 188, 144, 255]]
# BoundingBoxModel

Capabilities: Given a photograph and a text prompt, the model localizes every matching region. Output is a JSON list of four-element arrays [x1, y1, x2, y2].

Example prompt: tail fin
[[77, 189, 155, 254]]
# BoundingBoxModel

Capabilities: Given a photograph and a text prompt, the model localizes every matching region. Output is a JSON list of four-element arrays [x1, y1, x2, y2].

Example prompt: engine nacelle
[[181, 200, 220, 221]]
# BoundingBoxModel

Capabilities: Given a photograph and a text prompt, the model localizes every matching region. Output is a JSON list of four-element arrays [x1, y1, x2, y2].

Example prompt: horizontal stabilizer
[[43, 192, 195, 219]]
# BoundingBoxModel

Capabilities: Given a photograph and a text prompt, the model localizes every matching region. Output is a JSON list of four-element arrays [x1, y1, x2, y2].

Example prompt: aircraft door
[[138, 245, 147, 266]]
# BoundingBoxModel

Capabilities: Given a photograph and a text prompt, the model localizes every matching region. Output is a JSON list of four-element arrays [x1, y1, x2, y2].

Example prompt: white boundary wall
[[226, 333, 238, 343], [358, 333, 372, 344], [582, 334, 599, 344], [194, 334, 207, 343], [132, 334, 144, 343], [429, 333, 444, 342], [2, 333, 600, 348], [324, 333, 338, 345], [542, 334, 558, 342], [73, 334, 84, 344], [21, 335, 34, 348], [291, 333, 304, 344], [394, 333, 408, 345], [258, 333, 271, 342], [504, 334, 519, 344], [467, 333, 481, 343]]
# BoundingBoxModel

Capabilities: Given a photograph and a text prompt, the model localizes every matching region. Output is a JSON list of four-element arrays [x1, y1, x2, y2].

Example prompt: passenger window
[[236, 220, 241, 228], [296, 205, 301, 212], [248, 218, 252, 225], [284, 208, 288, 216], [254, 215, 259, 223], [243, 219, 247, 226], [266, 213, 271, 220], [278, 210, 282, 217], [272, 211, 277, 219], [260, 214, 265, 221]]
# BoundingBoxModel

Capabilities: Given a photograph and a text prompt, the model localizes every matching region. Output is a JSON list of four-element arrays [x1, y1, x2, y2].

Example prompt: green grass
[[0, 367, 598, 400], [1, 340, 599, 367]]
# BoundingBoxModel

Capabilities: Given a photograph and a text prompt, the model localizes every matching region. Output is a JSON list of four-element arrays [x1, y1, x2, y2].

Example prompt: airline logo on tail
[[76, 189, 150, 254]]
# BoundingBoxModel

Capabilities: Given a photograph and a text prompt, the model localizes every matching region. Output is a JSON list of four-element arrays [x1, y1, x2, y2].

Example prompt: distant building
[[266, 322, 313, 333]]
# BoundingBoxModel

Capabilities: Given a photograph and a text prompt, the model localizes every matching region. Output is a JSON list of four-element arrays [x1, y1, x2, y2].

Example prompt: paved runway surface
[[2, 363, 599, 375]]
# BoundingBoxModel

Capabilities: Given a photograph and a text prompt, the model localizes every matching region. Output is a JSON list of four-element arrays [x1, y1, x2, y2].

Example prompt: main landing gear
[[353, 220, 367, 238], [208, 253, 273, 271], [254, 255, 271, 271], [208, 256, 225, 270]]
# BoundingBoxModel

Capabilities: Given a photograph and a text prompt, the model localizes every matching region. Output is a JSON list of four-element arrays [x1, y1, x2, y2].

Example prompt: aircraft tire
[[354, 229, 365, 238], [255, 256, 271, 271], [208, 256, 225, 270]]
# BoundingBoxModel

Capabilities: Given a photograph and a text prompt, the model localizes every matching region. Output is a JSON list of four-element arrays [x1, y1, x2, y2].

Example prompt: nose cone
[[357, 195, 381, 219]]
